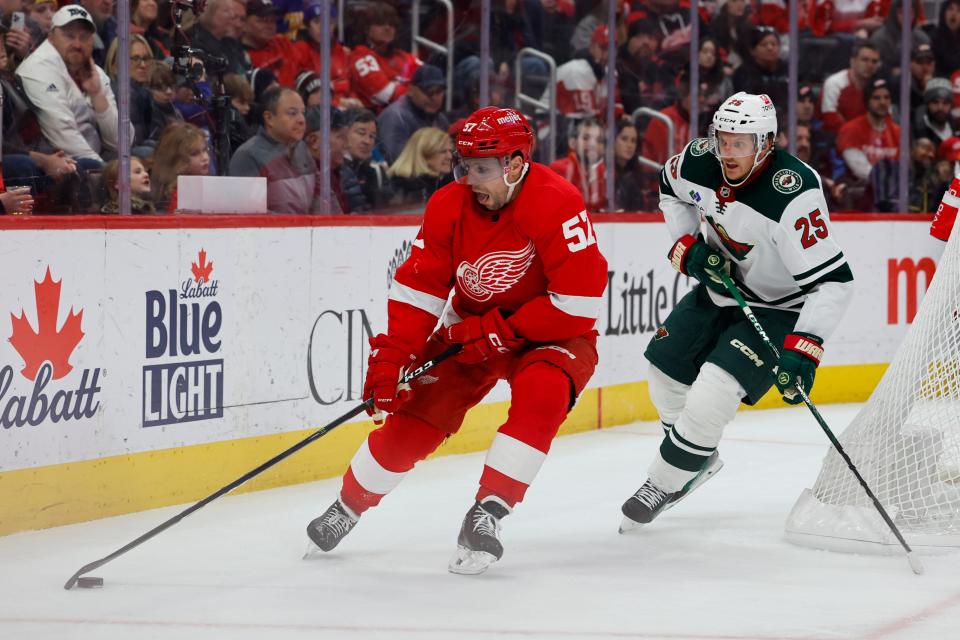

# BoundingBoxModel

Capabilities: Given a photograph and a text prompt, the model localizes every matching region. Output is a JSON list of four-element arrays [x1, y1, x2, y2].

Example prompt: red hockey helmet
[[454, 107, 535, 186], [455, 107, 534, 160]]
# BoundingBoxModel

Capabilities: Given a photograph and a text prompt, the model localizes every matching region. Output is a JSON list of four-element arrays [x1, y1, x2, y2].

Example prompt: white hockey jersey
[[659, 138, 854, 341]]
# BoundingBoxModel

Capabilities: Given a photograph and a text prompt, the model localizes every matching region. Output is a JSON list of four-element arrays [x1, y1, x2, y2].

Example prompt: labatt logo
[[2, 267, 102, 428], [142, 249, 223, 427]]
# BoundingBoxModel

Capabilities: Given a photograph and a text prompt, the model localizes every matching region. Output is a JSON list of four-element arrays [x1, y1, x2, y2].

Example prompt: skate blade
[[618, 516, 645, 534], [302, 541, 323, 560], [666, 457, 725, 513], [448, 546, 497, 575]]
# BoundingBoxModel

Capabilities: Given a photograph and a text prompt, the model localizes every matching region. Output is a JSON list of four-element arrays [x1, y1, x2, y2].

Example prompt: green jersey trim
[[799, 263, 854, 291], [680, 139, 723, 189], [660, 166, 677, 197], [734, 151, 820, 224], [792, 252, 845, 281]]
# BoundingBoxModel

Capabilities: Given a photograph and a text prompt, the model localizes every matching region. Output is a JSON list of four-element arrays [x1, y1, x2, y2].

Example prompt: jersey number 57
[[562, 210, 597, 253]]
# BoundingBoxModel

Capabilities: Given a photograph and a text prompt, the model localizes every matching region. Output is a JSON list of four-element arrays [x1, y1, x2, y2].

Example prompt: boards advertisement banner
[[0, 215, 945, 533]]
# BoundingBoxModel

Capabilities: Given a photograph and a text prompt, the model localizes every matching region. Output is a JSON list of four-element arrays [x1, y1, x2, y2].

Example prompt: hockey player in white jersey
[[620, 92, 854, 530]]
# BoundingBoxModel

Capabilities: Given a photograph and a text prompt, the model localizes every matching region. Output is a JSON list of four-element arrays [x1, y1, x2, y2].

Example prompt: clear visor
[[709, 125, 761, 160], [453, 155, 509, 186]]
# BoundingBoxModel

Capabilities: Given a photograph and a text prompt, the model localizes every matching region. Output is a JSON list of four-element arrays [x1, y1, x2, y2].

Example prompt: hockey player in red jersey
[[306, 107, 608, 574]]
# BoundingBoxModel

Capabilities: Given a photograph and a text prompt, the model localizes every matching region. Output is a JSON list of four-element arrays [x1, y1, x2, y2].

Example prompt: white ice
[[2, 403, 960, 640]]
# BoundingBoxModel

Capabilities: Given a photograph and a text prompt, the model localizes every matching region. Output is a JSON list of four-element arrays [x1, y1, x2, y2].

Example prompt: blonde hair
[[105, 35, 153, 82], [387, 127, 451, 179], [151, 122, 207, 204]]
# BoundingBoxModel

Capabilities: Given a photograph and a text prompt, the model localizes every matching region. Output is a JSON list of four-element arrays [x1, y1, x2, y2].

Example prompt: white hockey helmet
[[709, 92, 778, 184]]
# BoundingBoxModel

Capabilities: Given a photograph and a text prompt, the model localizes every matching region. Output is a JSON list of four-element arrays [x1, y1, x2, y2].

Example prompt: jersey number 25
[[795, 209, 828, 249], [562, 210, 597, 253]]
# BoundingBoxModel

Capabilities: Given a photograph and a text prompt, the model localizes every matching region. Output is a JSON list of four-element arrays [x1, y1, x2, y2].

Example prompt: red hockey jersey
[[348, 45, 421, 110], [293, 40, 355, 107], [386, 163, 608, 350], [932, 177, 960, 241], [549, 152, 608, 212], [837, 114, 900, 164], [246, 36, 308, 88]]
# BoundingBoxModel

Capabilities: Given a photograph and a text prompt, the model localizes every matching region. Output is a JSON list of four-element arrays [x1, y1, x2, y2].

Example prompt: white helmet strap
[[503, 161, 530, 202]]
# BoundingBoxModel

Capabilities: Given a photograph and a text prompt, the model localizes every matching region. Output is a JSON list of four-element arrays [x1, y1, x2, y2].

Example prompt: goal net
[[785, 223, 960, 554]]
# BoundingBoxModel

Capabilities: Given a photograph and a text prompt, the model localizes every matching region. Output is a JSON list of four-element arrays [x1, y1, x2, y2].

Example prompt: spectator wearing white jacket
[[16, 5, 120, 166]]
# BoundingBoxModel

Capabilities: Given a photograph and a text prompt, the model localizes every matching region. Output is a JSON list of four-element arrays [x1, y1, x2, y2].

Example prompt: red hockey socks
[[477, 363, 571, 507], [340, 413, 446, 515]]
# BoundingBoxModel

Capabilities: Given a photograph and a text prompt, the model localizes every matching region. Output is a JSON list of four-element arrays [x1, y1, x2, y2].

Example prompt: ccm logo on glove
[[442, 308, 524, 364]]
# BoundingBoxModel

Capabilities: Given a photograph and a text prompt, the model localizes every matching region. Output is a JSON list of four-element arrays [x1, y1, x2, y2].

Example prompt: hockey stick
[[711, 270, 924, 575], [64, 343, 463, 590]]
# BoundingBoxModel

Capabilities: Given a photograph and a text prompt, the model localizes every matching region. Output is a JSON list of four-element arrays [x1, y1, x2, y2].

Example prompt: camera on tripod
[[171, 45, 228, 82], [168, 0, 234, 175]]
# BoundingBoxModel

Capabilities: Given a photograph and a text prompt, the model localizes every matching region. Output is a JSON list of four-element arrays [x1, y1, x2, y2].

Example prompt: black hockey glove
[[669, 234, 728, 294], [775, 333, 824, 405]]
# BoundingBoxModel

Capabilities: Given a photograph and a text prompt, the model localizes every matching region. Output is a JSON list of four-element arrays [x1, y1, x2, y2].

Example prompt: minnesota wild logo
[[773, 169, 802, 194], [706, 215, 754, 260], [690, 138, 711, 156]]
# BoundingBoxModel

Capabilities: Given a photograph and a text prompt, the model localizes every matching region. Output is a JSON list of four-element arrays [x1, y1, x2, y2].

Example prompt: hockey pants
[[339, 362, 573, 514]]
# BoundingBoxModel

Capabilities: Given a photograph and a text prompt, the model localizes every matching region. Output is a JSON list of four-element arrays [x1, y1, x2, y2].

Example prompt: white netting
[[785, 224, 960, 554]]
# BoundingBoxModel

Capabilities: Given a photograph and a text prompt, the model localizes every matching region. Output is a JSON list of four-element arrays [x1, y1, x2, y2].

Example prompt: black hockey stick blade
[[64, 342, 462, 590]]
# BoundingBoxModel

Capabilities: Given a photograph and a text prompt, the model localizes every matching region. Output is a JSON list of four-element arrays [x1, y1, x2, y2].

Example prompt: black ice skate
[[620, 479, 675, 531], [305, 500, 359, 556], [448, 497, 511, 575], [619, 451, 724, 533]]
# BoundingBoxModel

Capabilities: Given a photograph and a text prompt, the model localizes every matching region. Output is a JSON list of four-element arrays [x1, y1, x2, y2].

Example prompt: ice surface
[[2, 403, 959, 640]]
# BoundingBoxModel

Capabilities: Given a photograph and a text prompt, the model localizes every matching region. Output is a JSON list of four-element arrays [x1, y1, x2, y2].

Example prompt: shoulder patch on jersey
[[679, 140, 723, 190], [735, 150, 820, 223], [772, 169, 802, 194], [689, 138, 712, 156]]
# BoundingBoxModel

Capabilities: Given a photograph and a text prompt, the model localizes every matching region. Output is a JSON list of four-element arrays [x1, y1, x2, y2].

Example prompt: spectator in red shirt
[[837, 76, 899, 182], [807, 0, 885, 38], [292, 0, 360, 109], [820, 41, 881, 133], [550, 118, 606, 211], [641, 73, 699, 166], [241, 0, 306, 88], [348, 2, 421, 112], [940, 136, 960, 167], [552, 24, 612, 120]]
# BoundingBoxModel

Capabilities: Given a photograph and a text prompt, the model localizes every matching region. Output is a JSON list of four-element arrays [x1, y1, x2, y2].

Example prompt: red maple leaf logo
[[9, 267, 85, 381], [191, 248, 213, 284]]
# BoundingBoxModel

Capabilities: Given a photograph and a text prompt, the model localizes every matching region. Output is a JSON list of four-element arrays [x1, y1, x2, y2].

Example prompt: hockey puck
[[76, 576, 103, 589]]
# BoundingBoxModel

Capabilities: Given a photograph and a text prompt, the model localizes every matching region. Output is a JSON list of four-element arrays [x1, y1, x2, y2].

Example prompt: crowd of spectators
[[1, 0, 959, 215]]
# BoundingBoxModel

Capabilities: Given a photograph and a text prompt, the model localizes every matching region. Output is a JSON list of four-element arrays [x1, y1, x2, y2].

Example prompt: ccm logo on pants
[[730, 339, 765, 368]]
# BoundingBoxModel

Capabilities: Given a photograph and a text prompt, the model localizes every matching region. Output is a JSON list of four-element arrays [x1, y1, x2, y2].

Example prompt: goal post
[[785, 221, 960, 555]]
